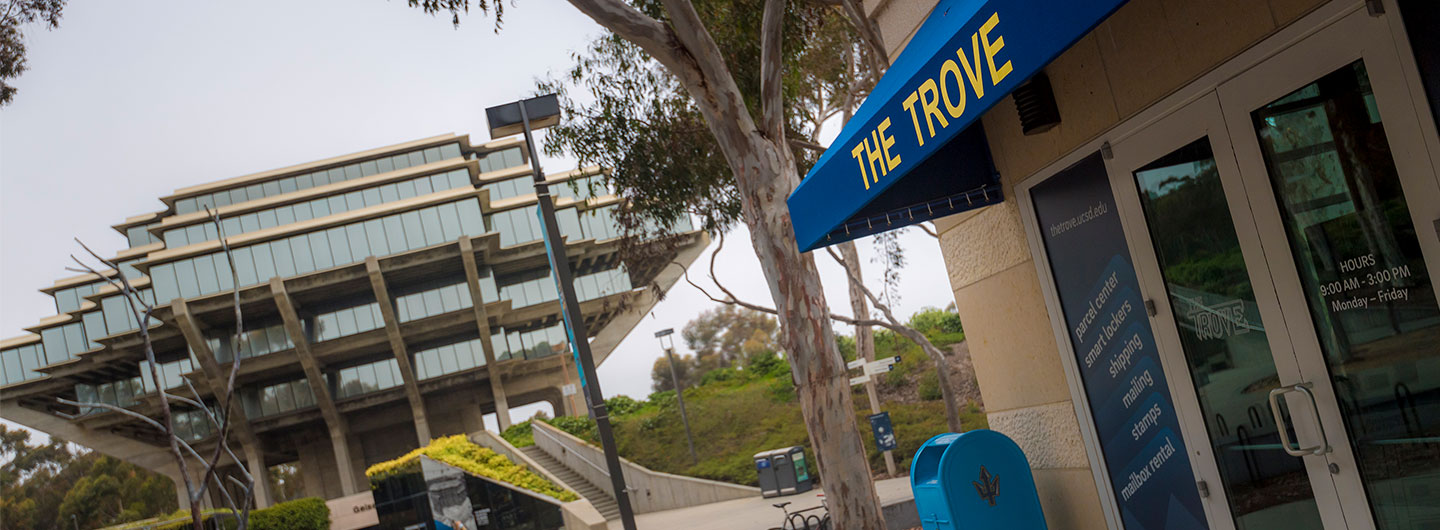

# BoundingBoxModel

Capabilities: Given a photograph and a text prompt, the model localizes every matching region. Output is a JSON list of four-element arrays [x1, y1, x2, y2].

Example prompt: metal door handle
[[1268, 383, 1332, 457]]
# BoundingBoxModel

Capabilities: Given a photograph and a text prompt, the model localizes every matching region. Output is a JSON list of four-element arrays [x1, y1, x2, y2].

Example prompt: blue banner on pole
[[538, 206, 586, 392]]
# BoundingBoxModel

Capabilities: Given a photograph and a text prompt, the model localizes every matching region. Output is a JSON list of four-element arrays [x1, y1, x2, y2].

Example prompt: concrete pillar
[[348, 434, 368, 490], [243, 438, 273, 509], [545, 389, 567, 419], [165, 465, 191, 511], [364, 257, 434, 443], [333, 426, 361, 495], [296, 438, 330, 499], [458, 238, 512, 430], [462, 393, 488, 434], [269, 278, 361, 496], [171, 300, 274, 509]]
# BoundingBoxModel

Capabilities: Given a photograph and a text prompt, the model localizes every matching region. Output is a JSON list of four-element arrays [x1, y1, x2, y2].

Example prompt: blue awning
[[787, 0, 1128, 251]]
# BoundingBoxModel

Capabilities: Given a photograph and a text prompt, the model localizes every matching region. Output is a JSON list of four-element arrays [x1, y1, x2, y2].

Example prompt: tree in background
[[0, 0, 65, 106], [653, 307, 782, 391], [650, 352, 700, 392], [1, 425, 177, 530], [682, 306, 779, 365], [269, 463, 305, 503], [907, 306, 963, 336]]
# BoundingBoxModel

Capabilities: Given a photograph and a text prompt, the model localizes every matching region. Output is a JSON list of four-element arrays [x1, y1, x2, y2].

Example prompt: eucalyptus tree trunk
[[734, 136, 886, 530], [561, 0, 887, 526]]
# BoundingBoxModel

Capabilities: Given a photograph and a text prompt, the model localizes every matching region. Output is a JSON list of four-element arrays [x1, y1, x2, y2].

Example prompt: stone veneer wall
[[864, 0, 1328, 527]]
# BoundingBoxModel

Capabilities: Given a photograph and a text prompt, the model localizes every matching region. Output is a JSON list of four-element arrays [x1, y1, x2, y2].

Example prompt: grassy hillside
[[507, 330, 986, 486]]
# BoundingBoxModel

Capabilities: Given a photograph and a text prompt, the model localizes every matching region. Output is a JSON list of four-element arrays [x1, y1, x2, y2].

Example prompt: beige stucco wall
[[867, 0, 1328, 527]]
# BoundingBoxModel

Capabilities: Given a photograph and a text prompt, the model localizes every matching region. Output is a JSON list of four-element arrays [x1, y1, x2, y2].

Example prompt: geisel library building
[[0, 134, 705, 509], [790, 0, 1440, 528]]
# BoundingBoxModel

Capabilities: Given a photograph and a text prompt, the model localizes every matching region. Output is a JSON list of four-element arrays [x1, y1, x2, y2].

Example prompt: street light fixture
[[485, 94, 638, 530], [655, 328, 697, 463]]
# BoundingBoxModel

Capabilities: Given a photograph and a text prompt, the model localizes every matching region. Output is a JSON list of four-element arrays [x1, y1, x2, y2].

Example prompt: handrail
[[534, 422, 612, 479]]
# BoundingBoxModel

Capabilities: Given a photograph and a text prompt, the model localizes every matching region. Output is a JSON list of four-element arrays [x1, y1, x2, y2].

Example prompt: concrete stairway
[[520, 445, 621, 520]]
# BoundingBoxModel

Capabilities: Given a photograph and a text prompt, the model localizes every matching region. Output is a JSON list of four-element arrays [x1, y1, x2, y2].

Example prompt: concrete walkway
[[608, 477, 914, 530]]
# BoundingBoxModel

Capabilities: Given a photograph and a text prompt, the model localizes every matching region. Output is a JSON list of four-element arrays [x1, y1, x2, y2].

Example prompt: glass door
[[1108, 94, 1349, 530], [1220, 6, 1440, 530]]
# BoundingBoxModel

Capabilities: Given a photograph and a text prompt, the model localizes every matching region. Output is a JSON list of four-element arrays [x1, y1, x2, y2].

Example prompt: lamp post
[[485, 94, 637, 530], [655, 328, 697, 463]]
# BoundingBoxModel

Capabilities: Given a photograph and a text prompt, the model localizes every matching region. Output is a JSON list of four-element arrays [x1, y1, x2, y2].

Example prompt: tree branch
[[69, 239, 196, 508], [826, 245, 911, 337], [56, 399, 168, 433], [836, 0, 889, 74], [674, 232, 907, 331], [200, 206, 250, 501], [789, 138, 828, 152]]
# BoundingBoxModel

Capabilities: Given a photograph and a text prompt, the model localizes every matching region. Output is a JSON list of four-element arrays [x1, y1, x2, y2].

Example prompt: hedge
[[150, 497, 329, 530], [246, 497, 329, 530]]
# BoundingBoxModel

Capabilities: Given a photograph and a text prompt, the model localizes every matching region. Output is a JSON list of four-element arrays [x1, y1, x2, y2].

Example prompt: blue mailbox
[[911, 430, 1047, 530]]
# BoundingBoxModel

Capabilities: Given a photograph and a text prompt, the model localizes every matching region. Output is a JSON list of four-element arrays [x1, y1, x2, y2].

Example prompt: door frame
[[1102, 92, 1349, 530], [1216, 5, 1440, 528], [1015, 1, 1440, 528]]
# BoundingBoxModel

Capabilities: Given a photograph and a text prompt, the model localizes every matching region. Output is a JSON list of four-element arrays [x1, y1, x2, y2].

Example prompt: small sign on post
[[562, 383, 577, 396], [849, 356, 901, 382], [869, 412, 897, 451]]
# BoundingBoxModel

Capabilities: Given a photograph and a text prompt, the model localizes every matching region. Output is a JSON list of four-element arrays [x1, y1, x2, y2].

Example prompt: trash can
[[754, 449, 781, 498], [754, 446, 814, 498], [911, 430, 1047, 530]]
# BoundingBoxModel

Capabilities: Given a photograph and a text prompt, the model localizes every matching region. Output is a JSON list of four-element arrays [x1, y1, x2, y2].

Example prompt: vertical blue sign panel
[[1030, 153, 1206, 530], [870, 412, 898, 452], [538, 207, 587, 392]]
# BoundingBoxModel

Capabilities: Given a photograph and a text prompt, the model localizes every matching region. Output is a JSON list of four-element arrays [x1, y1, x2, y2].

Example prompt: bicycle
[[767, 493, 831, 530]]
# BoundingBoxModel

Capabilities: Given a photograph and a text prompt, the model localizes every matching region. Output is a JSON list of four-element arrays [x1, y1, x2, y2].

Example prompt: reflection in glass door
[[1250, 59, 1440, 530], [1131, 138, 1324, 530]]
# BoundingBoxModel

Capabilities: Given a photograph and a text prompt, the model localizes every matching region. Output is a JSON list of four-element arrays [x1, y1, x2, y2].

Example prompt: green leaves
[[536, 0, 868, 247], [403, 0, 503, 30]]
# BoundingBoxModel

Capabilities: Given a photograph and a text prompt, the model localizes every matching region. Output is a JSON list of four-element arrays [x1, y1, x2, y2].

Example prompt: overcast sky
[[0, 0, 954, 436]]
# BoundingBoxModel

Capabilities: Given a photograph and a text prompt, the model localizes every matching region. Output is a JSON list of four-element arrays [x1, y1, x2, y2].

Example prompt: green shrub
[[647, 390, 677, 409], [744, 350, 788, 378], [605, 395, 644, 416], [700, 366, 740, 386], [547, 415, 598, 442], [908, 307, 964, 334], [917, 371, 942, 401], [248, 497, 329, 530], [927, 330, 966, 348], [835, 335, 857, 362], [765, 376, 796, 403], [501, 420, 535, 448]]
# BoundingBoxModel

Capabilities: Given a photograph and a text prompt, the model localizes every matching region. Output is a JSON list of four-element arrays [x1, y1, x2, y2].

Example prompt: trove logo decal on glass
[[973, 465, 1000, 506]]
